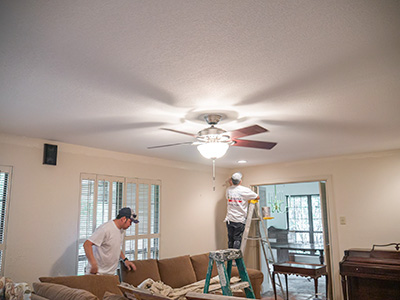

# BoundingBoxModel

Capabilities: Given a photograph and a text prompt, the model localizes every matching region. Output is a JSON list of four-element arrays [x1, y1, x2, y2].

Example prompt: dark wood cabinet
[[339, 245, 400, 300]]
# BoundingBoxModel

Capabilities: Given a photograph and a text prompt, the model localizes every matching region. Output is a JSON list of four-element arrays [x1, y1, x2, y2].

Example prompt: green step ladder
[[203, 249, 255, 299]]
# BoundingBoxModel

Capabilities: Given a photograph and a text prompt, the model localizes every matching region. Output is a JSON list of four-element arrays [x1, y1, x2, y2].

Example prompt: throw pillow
[[39, 275, 123, 298], [0, 277, 27, 299], [33, 282, 99, 300]]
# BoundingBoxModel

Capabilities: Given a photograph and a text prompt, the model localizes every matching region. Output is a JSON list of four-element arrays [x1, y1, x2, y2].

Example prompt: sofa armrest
[[230, 268, 264, 299]]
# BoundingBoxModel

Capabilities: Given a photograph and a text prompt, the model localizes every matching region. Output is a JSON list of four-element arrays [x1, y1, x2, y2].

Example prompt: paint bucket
[[262, 206, 271, 219]]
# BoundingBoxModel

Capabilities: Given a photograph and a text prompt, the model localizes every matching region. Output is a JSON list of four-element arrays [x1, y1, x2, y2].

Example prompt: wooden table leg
[[272, 271, 277, 300], [314, 277, 319, 298], [325, 274, 328, 299], [284, 274, 288, 300]]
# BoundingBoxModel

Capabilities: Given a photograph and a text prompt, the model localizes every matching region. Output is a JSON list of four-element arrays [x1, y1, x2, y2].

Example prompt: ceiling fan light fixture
[[197, 142, 229, 159]]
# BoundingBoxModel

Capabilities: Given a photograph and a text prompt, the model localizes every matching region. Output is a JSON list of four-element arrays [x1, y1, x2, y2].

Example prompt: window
[[0, 166, 12, 276], [287, 194, 323, 245], [77, 174, 161, 275]]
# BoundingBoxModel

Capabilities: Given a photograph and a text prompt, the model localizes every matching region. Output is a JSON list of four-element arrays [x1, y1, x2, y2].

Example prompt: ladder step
[[244, 237, 270, 242], [244, 237, 262, 241]]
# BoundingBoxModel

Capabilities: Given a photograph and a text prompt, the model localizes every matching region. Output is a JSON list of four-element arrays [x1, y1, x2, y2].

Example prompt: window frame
[[77, 173, 161, 275], [286, 194, 323, 245]]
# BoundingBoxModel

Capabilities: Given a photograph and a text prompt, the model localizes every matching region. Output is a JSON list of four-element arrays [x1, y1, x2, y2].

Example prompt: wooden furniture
[[269, 242, 325, 264], [268, 226, 289, 262], [272, 262, 327, 300], [339, 243, 400, 300]]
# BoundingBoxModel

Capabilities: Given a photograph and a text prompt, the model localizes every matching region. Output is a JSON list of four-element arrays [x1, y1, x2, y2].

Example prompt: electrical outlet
[[340, 216, 346, 225]]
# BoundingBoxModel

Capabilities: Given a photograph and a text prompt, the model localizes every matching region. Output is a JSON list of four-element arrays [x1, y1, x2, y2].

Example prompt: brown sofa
[[32, 252, 264, 300]]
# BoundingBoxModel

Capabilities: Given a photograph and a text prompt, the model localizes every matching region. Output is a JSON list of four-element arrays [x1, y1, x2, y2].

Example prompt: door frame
[[251, 175, 339, 300]]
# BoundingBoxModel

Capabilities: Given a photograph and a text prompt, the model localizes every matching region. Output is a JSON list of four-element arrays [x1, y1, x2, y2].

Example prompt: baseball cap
[[231, 172, 242, 181], [118, 207, 139, 223]]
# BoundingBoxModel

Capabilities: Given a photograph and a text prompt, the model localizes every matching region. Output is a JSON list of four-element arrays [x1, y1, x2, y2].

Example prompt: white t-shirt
[[225, 185, 258, 224], [86, 220, 125, 275]]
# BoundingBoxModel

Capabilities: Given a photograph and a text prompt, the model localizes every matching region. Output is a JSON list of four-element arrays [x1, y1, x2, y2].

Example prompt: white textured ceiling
[[1, 1, 400, 167]]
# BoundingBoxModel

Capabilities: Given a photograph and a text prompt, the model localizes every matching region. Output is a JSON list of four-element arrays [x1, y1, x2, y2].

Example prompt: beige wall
[[0, 134, 230, 284], [2, 133, 399, 300], [238, 150, 400, 299]]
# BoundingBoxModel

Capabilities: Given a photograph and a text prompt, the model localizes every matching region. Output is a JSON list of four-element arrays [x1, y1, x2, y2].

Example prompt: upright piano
[[339, 243, 400, 300]]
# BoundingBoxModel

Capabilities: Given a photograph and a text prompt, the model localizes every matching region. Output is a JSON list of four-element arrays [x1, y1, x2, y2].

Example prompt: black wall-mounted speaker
[[43, 144, 58, 166]]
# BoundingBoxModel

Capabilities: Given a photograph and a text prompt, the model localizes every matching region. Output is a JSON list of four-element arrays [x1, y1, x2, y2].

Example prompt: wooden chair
[[272, 262, 328, 300]]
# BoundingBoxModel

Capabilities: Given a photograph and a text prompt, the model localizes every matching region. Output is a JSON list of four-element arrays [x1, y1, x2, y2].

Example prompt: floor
[[261, 274, 327, 300]]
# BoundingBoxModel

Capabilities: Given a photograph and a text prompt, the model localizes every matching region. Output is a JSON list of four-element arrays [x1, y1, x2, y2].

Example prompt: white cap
[[231, 172, 242, 181]]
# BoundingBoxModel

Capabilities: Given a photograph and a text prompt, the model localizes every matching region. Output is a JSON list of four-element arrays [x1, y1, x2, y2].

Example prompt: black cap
[[118, 207, 139, 223]]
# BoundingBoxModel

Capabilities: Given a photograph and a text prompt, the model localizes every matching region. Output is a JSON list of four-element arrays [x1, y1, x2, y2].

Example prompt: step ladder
[[240, 199, 285, 299], [203, 249, 255, 299]]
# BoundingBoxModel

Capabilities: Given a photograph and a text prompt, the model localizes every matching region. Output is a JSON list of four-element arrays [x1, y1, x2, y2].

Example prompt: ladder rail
[[241, 200, 286, 299], [240, 200, 256, 254]]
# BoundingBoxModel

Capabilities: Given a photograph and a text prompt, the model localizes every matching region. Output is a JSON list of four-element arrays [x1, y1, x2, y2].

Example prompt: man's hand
[[89, 262, 98, 274], [83, 240, 99, 274], [124, 260, 136, 271]]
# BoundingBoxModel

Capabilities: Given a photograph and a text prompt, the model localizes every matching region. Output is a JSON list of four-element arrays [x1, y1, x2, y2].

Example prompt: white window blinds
[[77, 174, 161, 275]]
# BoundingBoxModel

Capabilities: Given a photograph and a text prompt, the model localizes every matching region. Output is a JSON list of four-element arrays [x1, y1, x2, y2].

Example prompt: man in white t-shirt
[[83, 207, 138, 275], [225, 172, 259, 249]]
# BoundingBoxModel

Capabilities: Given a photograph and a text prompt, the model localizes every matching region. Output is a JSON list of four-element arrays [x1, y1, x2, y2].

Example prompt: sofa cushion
[[39, 275, 122, 299], [33, 282, 98, 300], [157, 255, 197, 288], [190, 253, 218, 281], [120, 259, 161, 287]]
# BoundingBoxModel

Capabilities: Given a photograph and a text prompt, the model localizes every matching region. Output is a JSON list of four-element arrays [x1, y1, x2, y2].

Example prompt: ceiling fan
[[148, 114, 277, 159]]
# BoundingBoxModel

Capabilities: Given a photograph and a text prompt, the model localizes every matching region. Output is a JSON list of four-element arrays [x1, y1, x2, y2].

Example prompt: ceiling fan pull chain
[[212, 159, 216, 191]]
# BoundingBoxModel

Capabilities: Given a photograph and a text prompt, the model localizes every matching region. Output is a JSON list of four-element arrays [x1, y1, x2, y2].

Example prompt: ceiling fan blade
[[229, 125, 268, 139], [232, 139, 277, 150], [161, 128, 197, 137], [147, 142, 193, 149]]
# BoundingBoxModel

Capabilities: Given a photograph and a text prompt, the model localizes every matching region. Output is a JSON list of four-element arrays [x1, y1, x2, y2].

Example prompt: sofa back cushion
[[39, 275, 122, 299], [33, 282, 98, 300], [120, 259, 161, 287], [190, 253, 218, 281], [157, 255, 197, 288]]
